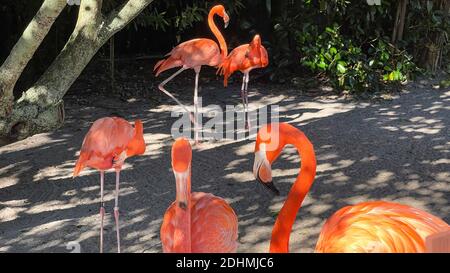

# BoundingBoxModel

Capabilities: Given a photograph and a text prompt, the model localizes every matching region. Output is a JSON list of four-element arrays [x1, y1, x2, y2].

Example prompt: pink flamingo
[[160, 138, 238, 252], [73, 117, 146, 253], [253, 122, 450, 253], [219, 34, 269, 129], [154, 5, 229, 144]]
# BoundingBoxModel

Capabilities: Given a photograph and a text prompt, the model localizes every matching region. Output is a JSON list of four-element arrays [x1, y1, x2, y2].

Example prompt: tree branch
[[0, 0, 67, 117], [99, 0, 155, 41]]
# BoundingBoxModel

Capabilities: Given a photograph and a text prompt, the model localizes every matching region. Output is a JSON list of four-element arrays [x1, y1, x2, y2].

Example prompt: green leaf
[[335, 53, 341, 61], [318, 61, 327, 70], [330, 47, 337, 55], [337, 62, 347, 73]]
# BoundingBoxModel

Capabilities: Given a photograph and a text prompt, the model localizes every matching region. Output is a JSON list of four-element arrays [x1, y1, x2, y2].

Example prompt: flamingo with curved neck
[[253, 123, 449, 253], [253, 122, 316, 253], [161, 138, 238, 252], [154, 5, 229, 144]]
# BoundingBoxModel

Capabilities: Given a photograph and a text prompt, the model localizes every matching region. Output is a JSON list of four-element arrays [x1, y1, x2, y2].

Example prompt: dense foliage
[[270, 0, 449, 92], [1, 0, 448, 94]]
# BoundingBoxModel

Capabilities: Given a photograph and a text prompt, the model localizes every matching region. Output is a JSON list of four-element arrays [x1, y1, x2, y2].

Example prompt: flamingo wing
[[160, 192, 238, 253], [73, 117, 135, 175], [315, 201, 449, 253], [154, 39, 221, 76], [191, 192, 238, 253], [160, 202, 178, 253], [218, 44, 249, 86]]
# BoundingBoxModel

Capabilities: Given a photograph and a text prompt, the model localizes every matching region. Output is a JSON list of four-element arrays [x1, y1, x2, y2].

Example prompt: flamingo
[[218, 34, 269, 129], [253, 122, 450, 253], [160, 138, 238, 252], [154, 5, 229, 144], [73, 117, 146, 253]]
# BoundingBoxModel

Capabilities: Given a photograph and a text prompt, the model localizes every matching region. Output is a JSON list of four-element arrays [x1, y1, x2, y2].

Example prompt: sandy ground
[[0, 76, 449, 253]]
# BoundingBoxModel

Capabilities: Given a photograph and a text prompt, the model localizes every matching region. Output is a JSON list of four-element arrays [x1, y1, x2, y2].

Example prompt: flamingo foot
[[99, 206, 105, 253], [114, 207, 121, 253]]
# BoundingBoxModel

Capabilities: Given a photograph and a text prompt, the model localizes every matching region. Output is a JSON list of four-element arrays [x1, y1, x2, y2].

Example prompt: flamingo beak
[[253, 148, 279, 195], [223, 12, 230, 28], [255, 167, 280, 196], [174, 169, 190, 210], [178, 201, 187, 210]]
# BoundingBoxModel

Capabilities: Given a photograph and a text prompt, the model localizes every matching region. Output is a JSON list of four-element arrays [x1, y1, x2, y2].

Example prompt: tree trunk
[[110, 35, 116, 93], [0, 0, 155, 139], [420, 0, 449, 72], [391, 0, 408, 45], [0, 0, 67, 118]]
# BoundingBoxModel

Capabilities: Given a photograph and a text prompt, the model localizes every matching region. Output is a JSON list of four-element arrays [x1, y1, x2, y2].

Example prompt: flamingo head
[[172, 138, 192, 210], [253, 123, 285, 195], [248, 34, 269, 68], [212, 5, 229, 28], [251, 34, 262, 47]]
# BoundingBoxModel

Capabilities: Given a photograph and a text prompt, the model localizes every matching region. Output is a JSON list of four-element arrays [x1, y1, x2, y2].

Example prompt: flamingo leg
[[99, 171, 105, 253], [240, 75, 247, 129], [244, 73, 251, 130], [158, 67, 196, 124], [193, 67, 201, 145], [114, 169, 121, 253]]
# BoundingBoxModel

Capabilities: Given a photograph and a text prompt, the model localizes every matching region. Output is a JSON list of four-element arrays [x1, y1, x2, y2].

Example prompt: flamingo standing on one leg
[[154, 5, 229, 144], [218, 34, 268, 129], [160, 138, 238, 252], [73, 117, 146, 253], [253, 122, 450, 253]]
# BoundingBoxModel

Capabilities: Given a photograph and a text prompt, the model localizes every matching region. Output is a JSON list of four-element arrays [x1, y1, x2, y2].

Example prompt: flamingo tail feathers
[[217, 57, 232, 87], [153, 56, 183, 77], [73, 152, 89, 177]]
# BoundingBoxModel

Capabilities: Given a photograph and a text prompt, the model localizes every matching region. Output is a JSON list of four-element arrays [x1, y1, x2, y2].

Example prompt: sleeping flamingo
[[253, 122, 450, 253], [218, 34, 268, 129], [154, 5, 229, 144], [73, 117, 146, 253], [160, 138, 238, 252]]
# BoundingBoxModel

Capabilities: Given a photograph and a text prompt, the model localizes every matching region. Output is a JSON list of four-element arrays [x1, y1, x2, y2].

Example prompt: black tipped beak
[[257, 176, 280, 196], [223, 12, 230, 29], [178, 201, 187, 210]]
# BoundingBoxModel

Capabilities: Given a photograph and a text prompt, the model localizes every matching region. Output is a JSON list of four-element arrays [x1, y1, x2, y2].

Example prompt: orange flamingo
[[218, 34, 269, 129], [253, 122, 450, 253], [154, 5, 229, 144], [160, 138, 238, 252], [73, 117, 146, 253]]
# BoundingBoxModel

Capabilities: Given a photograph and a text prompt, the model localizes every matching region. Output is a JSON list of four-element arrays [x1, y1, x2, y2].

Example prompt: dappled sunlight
[[0, 79, 448, 252]]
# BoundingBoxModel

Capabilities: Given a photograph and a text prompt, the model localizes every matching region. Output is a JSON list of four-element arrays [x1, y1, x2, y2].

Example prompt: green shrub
[[299, 25, 417, 93]]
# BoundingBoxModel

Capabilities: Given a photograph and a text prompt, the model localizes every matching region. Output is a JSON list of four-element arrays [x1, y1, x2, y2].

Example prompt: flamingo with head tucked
[[160, 138, 238, 252], [73, 117, 146, 253], [154, 5, 229, 144], [253, 122, 450, 253], [218, 34, 269, 129]]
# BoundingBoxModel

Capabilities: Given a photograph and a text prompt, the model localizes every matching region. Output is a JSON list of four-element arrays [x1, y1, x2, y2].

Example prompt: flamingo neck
[[269, 132, 317, 253], [208, 8, 227, 59], [173, 169, 192, 252]]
